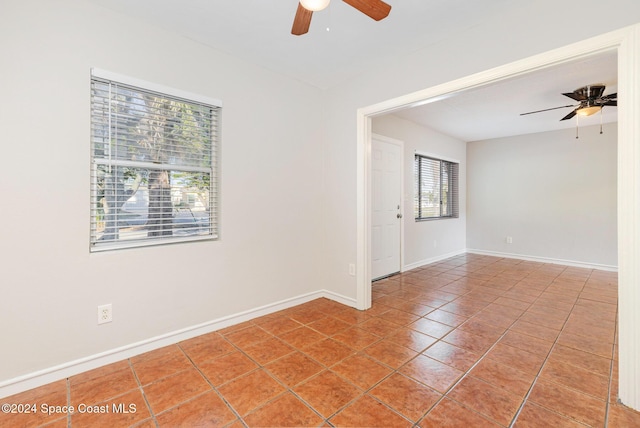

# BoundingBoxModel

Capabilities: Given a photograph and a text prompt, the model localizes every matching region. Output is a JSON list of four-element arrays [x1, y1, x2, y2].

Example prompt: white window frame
[[90, 69, 222, 252]]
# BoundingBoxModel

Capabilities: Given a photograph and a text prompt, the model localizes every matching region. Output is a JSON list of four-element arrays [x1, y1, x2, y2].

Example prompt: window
[[414, 154, 459, 220], [90, 69, 221, 251]]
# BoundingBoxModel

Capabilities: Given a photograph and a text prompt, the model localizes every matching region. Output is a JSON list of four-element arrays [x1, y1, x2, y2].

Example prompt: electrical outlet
[[98, 304, 112, 324], [506, 236, 513, 244], [348, 263, 356, 276]]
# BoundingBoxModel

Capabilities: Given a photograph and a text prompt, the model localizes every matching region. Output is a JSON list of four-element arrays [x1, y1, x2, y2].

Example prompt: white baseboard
[[403, 249, 467, 272], [2, 248, 614, 398], [466, 248, 618, 272], [0, 290, 357, 399]]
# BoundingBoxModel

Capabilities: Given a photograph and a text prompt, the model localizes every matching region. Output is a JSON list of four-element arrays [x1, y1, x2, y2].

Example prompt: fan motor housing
[[573, 84, 606, 100]]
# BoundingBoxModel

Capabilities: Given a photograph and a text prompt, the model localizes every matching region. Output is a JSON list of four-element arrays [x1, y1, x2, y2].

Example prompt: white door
[[371, 135, 403, 280]]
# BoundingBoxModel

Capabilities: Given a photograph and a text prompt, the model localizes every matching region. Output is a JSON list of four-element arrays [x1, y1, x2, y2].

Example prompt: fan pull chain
[[600, 108, 604, 134], [576, 115, 579, 139]]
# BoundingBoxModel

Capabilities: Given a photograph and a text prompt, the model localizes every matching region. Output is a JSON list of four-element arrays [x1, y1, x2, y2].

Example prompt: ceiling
[[87, 0, 619, 141], [87, 0, 526, 89], [393, 51, 618, 141]]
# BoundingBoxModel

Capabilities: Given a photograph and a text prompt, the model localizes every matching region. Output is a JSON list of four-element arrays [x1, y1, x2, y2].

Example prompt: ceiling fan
[[520, 84, 617, 121], [292, 0, 392, 36]]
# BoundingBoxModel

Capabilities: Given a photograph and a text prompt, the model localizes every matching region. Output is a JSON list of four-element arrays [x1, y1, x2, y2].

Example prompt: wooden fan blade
[[342, 0, 391, 21], [603, 101, 617, 106], [292, 3, 313, 35]]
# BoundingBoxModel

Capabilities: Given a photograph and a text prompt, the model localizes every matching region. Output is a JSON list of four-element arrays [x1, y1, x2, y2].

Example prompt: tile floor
[[3, 254, 640, 427]]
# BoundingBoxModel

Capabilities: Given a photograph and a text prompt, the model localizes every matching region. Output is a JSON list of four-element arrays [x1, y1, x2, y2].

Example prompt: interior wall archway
[[355, 24, 640, 411]]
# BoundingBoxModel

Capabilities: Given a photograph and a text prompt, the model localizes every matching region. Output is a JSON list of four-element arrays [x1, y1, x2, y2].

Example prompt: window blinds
[[414, 154, 459, 220], [90, 71, 220, 251]]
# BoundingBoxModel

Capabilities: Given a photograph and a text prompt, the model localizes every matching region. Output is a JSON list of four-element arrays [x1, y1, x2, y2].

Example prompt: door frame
[[371, 133, 404, 280], [355, 24, 640, 410]]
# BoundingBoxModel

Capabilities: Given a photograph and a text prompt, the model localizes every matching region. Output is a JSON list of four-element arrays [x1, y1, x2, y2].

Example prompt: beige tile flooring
[[2, 254, 640, 427]]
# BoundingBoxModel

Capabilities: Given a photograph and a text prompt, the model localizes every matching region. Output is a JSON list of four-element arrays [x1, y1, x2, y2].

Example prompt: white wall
[[370, 115, 617, 271], [0, 0, 326, 390], [466, 124, 618, 268], [372, 115, 466, 268]]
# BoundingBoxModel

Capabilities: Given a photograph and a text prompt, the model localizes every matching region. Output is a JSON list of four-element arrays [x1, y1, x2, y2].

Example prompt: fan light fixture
[[576, 105, 602, 117], [292, 0, 391, 36], [300, 0, 331, 11]]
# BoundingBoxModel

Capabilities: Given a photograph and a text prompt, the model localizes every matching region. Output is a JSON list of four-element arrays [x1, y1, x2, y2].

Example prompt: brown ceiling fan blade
[[342, 0, 391, 21], [292, 3, 313, 35]]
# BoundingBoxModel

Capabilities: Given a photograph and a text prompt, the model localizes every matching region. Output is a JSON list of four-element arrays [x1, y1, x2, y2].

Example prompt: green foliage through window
[[90, 71, 221, 250]]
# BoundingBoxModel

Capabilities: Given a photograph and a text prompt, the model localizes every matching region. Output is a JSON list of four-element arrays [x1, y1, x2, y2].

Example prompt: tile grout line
[[410, 257, 562, 427], [267, 313, 406, 426], [505, 264, 576, 427], [231, 323, 334, 425], [438, 259, 595, 425], [603, 302, 620, 428], [127, 358, 159, 427], [253, 303, 441, 426], [363, 277, 466, 427], [66, 378, 71, 428], [507, 267, 613, 427], [395, 257, 509, 426], [387, 259, 619, 427], [193, 312, 363, 426], [177, 338, 249, 427]]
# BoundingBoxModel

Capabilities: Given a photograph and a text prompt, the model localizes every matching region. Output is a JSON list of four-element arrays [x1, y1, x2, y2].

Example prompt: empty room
[[1, 0, 640, 427]]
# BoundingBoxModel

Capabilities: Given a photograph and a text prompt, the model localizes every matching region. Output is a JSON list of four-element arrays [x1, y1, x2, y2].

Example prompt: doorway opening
[[355, 25, 639, 411]]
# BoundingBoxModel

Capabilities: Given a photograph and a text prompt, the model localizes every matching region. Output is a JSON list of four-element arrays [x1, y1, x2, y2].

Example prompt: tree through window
[[90, 70, 221, 251]]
